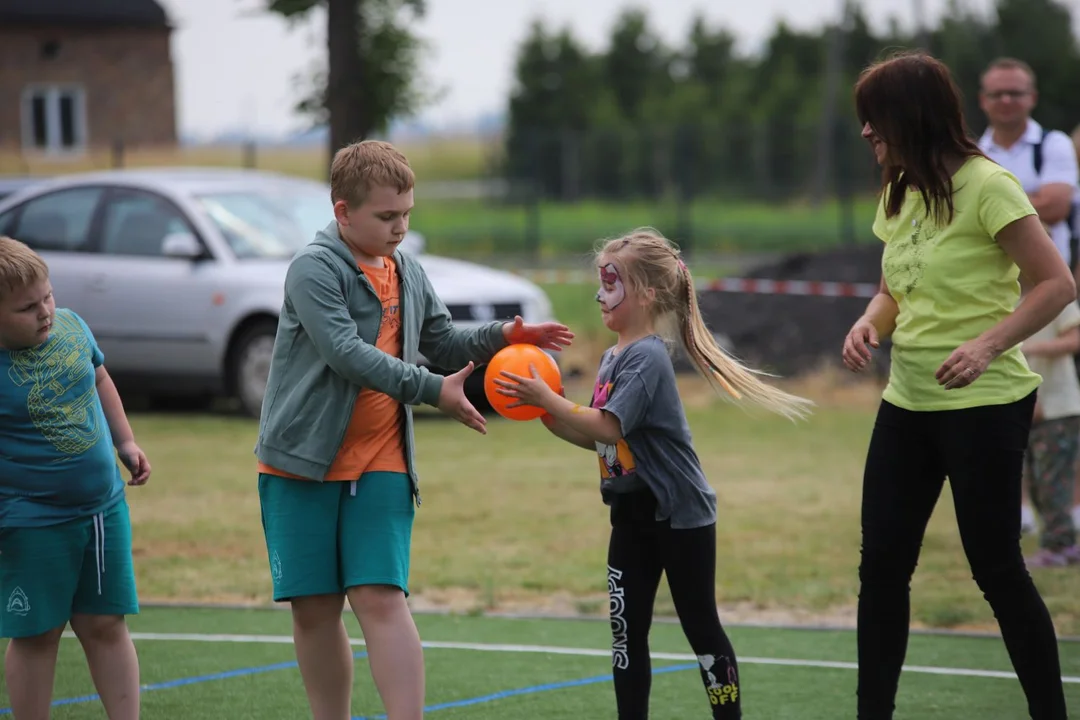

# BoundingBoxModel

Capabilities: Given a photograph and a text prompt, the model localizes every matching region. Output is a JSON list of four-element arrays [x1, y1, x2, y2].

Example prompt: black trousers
[[857, 391, 1067, 719], [607, 491, 741, 719]]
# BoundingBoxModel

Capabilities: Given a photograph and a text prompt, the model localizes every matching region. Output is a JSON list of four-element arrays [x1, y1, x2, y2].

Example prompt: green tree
[[499, 0, 1080, 205], [267, 0, 434, 162], [503, 20, 596, 199], [603, 9, 670, 121], [685, 15, 737, 94]]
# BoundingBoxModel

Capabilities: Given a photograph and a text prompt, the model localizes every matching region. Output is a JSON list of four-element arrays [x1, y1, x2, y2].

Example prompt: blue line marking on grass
[[0, 652, 369, 715], [0, 647, 696, 719], [353, 663, 700, 720]]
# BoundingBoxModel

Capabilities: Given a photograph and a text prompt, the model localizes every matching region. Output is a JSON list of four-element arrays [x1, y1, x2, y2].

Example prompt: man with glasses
[[978, 57, 1080, 539], [978, 58, 1078, 267]]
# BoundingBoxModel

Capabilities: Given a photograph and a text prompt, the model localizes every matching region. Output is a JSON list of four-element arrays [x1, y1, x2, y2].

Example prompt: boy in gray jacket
[[255, 140, 571, 720]]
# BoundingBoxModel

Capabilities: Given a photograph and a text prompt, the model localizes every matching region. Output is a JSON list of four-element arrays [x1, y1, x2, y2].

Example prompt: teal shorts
[[258, 472, 415, 601], [0, 497, 139, 639]]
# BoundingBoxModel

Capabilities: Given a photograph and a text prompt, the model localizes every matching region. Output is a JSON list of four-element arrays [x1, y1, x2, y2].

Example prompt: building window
[[21, 86, 87, 153]]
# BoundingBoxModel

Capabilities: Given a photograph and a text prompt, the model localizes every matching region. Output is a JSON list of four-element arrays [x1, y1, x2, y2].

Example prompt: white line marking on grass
[[66, 632, 1080, 684]]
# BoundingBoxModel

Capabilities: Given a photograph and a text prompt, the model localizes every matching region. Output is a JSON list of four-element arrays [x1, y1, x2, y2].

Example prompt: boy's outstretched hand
[[116, 441, 151, 486], [438, 362, 487, 434], [502, 316, 574, 351]]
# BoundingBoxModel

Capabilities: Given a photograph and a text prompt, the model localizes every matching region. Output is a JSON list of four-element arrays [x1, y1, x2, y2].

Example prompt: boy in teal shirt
[[0, 236, 151, 720], [255, 140, 572, 720]]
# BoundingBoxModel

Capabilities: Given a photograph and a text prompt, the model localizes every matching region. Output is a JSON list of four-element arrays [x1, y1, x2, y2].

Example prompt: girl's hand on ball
[[494, 365, 558, 409]]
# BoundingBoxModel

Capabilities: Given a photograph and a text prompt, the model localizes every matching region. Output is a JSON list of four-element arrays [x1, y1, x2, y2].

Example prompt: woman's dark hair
[[855, 51, 986, 225]]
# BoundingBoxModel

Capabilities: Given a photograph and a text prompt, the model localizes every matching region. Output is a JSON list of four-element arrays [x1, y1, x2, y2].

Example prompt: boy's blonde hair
[[597, 228, 814, 421], [330, 140, 415, 207], [0, 236, 49, 299]]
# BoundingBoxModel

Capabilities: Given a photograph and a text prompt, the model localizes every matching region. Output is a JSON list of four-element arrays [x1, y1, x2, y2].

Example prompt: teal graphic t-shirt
[[0, 309, 124, 527]]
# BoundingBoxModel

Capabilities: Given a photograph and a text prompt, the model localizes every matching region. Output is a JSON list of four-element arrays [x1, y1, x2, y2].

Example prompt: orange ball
[[484, 344, 562, 421]]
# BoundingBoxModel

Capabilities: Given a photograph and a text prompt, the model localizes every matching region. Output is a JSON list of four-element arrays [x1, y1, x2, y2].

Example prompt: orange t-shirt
[[258, 257, 407, 481]]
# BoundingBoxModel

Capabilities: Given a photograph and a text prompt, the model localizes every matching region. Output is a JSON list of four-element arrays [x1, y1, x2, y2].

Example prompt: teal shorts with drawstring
[[258, 471, 415, 601], [0, 497, 139, 639]]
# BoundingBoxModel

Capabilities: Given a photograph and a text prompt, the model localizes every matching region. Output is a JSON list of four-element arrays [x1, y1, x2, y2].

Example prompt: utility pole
[[811, 0, 854, 207]]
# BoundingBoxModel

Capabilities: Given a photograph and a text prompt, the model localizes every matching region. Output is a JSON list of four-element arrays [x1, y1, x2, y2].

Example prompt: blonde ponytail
[[675, 263, 814, 421]]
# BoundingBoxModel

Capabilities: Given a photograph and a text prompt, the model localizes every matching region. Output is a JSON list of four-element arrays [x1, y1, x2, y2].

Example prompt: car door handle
[[87, 275, 108, 292]]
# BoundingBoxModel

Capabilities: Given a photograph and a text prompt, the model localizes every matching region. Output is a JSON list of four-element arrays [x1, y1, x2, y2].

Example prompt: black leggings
[[607, 492, 741, 719], [858, 392, 1067, 719]]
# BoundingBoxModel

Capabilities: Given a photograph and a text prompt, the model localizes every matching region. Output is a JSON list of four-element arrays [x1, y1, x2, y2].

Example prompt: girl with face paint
[[495, 229, 812, 719], [597, 262, 627, 310]]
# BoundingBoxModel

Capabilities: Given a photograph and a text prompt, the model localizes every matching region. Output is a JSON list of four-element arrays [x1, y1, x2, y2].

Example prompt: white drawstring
[[93, 513, 105, 595], [350, 480, 357, 497]]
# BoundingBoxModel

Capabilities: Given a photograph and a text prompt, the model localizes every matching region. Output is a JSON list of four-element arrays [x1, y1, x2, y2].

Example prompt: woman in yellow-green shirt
[[842, 52, 1076, 720]]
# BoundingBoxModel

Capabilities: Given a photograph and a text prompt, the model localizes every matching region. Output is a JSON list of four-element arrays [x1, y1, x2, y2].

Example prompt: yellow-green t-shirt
[[873, 155, 1041, 411]]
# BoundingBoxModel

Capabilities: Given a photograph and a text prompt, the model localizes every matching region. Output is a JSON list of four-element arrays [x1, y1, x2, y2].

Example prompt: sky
[[159, 0, 1009, 140]]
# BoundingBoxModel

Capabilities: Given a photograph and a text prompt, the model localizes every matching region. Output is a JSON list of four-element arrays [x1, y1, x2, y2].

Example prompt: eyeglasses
[[983, 90, 1031, 100]]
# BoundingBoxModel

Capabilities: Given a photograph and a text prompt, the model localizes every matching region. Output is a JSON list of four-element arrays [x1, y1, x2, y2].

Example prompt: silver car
[[0, 168, 557, 416]]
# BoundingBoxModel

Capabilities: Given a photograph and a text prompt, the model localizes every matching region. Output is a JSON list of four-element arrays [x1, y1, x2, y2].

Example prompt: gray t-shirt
[[590, 335, 717, 529]]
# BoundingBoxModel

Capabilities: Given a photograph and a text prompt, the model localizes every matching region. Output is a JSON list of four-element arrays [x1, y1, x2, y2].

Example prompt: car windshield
[[194, 184, 333, 259]]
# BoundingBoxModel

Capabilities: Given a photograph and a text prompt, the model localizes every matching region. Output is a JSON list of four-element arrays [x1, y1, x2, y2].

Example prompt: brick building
[[0, 0, 177, 154]]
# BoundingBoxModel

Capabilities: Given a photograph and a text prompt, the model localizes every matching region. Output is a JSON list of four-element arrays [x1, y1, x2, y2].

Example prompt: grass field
[[5, 277, 1080, 717], [410, 197, 878, 258], [0, 142, 879, 256], [0, 139, 493, 183], [1, 607, 1078, 719], [107, 363, 1080, 635]]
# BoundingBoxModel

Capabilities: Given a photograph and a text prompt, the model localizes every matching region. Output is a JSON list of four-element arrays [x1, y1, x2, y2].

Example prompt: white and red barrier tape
[[698, 277, 878, 298], [513, 269, 878, 299]]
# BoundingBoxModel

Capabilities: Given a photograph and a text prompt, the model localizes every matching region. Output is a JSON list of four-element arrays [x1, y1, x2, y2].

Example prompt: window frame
[[20, 84, 89, 155], [0, 185, 107, 253], [96, 186, 210, 260]]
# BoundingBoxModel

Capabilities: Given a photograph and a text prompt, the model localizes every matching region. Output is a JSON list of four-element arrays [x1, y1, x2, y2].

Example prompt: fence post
[[525, 180, 541, 261], [834, 118, 857, 245], [673, 124, 695, 257], [523, 129, 543, 261], [111, 138, 124, 168], [242, 140, 257, 169]]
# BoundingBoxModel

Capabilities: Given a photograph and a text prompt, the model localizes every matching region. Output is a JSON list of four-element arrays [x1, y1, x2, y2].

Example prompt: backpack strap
[[1070, 203, 1079, 272], [1033, 127, 1050, 176]]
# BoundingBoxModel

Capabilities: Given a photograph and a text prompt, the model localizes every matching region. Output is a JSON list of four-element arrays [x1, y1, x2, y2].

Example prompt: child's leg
[[341, 472, 423, 719], [1028, 418, 1080, 554], [663, 523, 741, 719], [607, 522, 664, 720], [4, 624, 66, 720], [292, 593, 355, 720], [347, 585, 424, 719], [70, 499, 142, 720], [259, 473, 353, 719], [69, 614, 139, 720], [1, 516, 96, 718]]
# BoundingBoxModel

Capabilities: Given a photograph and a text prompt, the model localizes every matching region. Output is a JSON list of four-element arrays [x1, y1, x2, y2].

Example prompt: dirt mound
[[693, 244, 892, 379]]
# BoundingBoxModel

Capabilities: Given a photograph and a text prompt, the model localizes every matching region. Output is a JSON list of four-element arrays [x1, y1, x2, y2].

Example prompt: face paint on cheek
[[597, 263, 626, 310]]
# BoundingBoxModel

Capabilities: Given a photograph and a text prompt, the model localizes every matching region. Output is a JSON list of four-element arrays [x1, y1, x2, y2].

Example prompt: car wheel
[[229, 320, 277, 418]]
